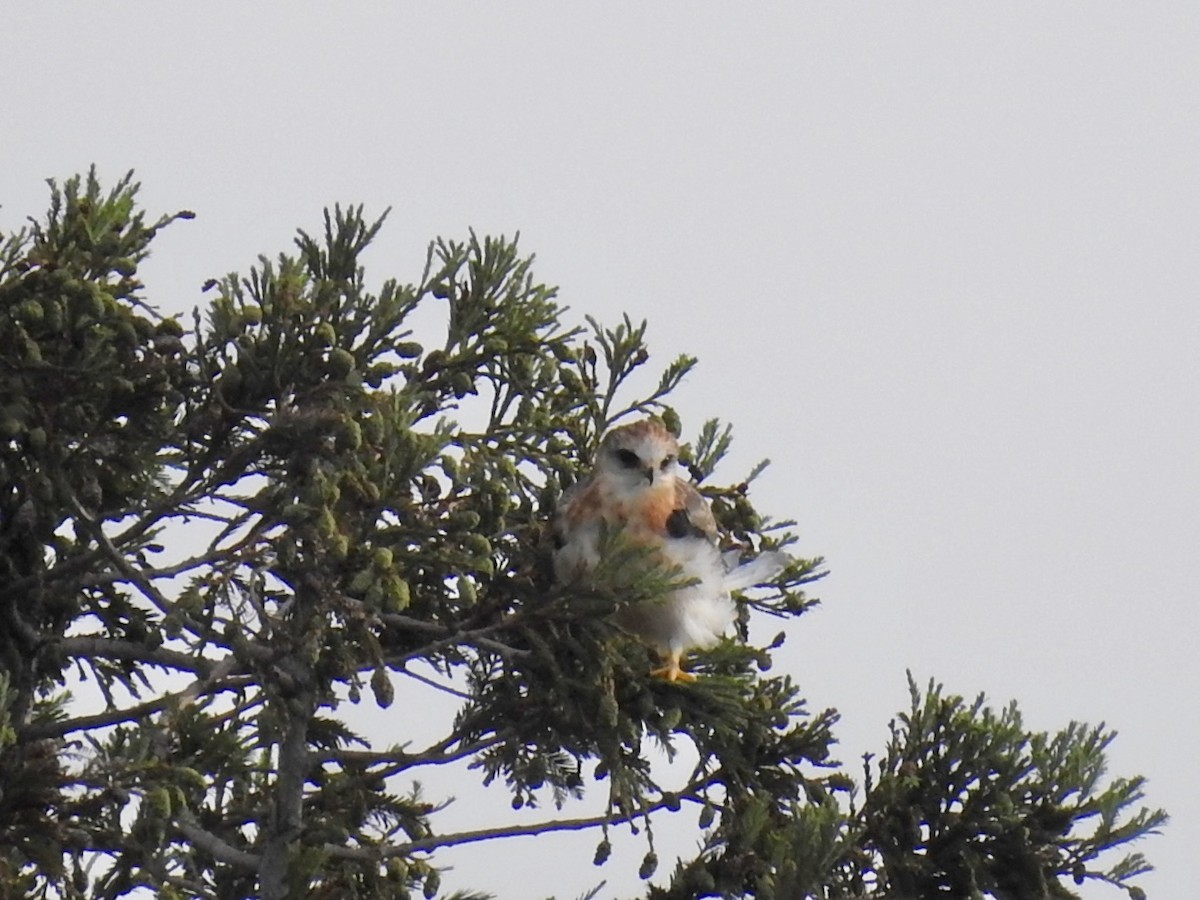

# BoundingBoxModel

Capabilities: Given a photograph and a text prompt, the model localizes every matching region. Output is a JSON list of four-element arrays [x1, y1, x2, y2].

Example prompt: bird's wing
[[667, 480, 718, 542], [552, 477, 605, 582], [553, 477, 593, 548]]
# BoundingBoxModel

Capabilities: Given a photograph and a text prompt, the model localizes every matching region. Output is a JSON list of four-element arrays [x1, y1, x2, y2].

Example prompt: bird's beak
[[642, 466, 655, 485]]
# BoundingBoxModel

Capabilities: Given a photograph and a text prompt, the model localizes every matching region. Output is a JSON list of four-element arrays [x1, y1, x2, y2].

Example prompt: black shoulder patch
[[666, 508, 707, 540]]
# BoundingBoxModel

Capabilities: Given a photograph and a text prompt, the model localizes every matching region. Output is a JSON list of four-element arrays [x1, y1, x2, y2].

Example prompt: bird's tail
[[722, 550, 791, 592]]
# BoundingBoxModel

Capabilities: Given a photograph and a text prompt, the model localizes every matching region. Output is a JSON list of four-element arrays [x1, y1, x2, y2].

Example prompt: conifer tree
[[0, 171, 1165, 899]]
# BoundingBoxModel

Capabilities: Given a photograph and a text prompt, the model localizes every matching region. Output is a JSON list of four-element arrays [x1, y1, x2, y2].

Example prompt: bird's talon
[[651, 657, 696, 683]]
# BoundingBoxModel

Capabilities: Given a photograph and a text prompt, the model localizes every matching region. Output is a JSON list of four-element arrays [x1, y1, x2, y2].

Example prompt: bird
[[553, 417, 786, 682]]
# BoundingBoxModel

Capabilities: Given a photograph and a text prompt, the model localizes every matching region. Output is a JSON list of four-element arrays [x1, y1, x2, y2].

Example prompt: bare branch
[[63, 491, 178, 619], [19, 670, 254, 741], [175, 811, 259, 870], [56, 636, 212, 675], [323, 776, 718, 861], [398, 667, 472, 700], [323, 733, 506, 776], [378, 610, 530, 665]]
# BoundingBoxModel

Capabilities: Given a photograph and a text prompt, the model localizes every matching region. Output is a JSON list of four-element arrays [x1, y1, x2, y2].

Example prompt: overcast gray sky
[[4, 4, 1197, 898]]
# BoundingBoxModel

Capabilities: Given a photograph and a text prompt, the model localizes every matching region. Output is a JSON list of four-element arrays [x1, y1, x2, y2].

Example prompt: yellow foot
[[650, 652, 696, 683]]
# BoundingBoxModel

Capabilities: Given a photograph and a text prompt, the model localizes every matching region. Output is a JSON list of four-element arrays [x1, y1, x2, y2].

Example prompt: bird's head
[[594, 418, 680, 498]]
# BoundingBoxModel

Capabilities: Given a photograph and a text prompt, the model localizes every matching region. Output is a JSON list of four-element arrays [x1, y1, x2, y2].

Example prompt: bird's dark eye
[[660, 455, 676, 471], [615, 449, 640, 468]]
